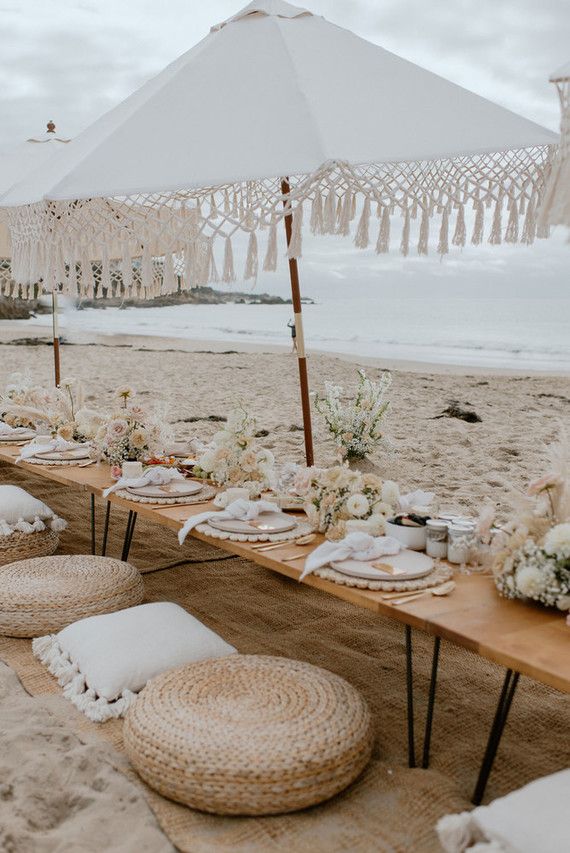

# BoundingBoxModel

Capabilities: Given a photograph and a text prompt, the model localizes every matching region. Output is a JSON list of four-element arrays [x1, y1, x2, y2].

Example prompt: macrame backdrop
[[4, 146, 554, 300]]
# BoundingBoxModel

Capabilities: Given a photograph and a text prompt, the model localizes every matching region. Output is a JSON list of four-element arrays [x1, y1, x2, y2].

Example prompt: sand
[[1, 335, 569, 516], [0, 662, 174, 853], [0, 336, 569, 851]]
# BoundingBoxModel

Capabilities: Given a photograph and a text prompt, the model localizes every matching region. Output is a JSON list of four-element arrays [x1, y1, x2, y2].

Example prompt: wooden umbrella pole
[[281, 178, 314, 467], [52, 290, 61, 387]]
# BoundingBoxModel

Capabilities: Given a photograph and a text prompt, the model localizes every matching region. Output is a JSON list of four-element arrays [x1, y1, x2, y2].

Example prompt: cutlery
[[386, 580, 456, 606], [252, 533, 316, 551]]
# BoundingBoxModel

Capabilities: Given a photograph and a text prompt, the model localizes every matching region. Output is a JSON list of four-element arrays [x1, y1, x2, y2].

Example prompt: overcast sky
[[0, 0, 567, 150]]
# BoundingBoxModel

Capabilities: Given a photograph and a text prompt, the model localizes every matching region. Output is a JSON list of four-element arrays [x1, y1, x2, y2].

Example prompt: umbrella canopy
[[1, 0, 558, 298], [540, 62, 570, 229], [0, 122, 69, 289]]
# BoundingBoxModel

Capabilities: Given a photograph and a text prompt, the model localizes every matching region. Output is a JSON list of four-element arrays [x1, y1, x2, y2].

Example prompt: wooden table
[[1, 445, 569, 801]]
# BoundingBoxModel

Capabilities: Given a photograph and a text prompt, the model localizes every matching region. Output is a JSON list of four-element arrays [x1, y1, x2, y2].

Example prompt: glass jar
[[447, 522, 476, 565], [426, 519, 448, 559]]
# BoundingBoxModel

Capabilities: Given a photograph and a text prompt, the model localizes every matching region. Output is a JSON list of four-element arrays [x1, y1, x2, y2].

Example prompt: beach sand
[[0, 337, 569, 851], [1, 334, 569, 514]]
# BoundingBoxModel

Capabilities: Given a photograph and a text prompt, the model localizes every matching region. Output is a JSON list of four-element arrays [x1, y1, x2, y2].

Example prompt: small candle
[[122, 461, 144, 479]]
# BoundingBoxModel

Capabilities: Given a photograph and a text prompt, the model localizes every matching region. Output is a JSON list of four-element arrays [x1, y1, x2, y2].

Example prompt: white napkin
[[178, 498, 280, 545], [0, 422, 32, 436], [17, 437, 83, 462], [103, 466, 184, 498], [399, 490, 435, 513], [301, 531, 401, 581]]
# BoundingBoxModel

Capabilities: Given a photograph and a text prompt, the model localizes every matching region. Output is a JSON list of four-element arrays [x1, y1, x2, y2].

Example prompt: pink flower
[[527, 473, 562, 496], [107, 418, 128, 439], [111, 465, 122, 480]]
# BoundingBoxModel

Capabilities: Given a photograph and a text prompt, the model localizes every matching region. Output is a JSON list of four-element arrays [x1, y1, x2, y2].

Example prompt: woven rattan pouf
[[0, 554, 145, 637], [124, 654, 374, 815], [0, 528, 60, 567]]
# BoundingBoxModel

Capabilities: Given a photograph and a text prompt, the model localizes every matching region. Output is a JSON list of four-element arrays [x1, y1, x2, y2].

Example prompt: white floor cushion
[[33, 602, 237, 722], [437, 769, 570, 852], [0, 484, 66, 535]]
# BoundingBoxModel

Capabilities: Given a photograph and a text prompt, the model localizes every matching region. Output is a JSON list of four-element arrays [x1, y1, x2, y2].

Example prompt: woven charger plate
[[114, 484, 217, 505], [196, 519, 313, 543], [24, 456, 91, 467], [314, 561, 453, 591], [124, 654, 374, 815]]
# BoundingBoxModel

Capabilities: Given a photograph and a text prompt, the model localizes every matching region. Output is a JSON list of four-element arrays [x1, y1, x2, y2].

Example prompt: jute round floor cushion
[[0, 555, 145, 637], [124, 654, 374, 816]]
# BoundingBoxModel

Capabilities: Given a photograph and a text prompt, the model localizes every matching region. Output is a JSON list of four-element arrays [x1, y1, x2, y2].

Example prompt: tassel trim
[[32, 634, 137, 723], [0, 514, 66, 537]]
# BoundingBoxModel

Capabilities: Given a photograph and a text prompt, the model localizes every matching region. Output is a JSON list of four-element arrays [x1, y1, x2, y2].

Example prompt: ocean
[[9, 227, 570, 372]]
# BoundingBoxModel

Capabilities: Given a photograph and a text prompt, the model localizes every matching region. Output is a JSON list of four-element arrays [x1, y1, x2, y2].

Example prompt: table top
[[1, 444, 569, 694]]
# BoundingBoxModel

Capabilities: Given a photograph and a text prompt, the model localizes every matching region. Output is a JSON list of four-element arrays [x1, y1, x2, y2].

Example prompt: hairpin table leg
[[405, 625, 416, 768], [422, 635, 441, 769], [472, 669, 520, 805], [121, 511, 137, 562], [101, 501, 111, 557]]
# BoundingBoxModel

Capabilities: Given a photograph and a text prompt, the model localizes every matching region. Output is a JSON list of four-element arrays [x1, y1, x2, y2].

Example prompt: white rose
[[346, 493, 370, 518], [515, 564, 546, 598], [381, 480, 400, 507], [543, 523, 570, 560]]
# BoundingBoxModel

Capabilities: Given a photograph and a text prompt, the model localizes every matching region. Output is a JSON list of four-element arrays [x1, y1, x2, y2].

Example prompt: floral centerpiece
[[1, 373, 101, 441], [492, 434, 570, 612], [315, 369, 392, 463], [295, 464, 400, 540], [93, 386, 172, 467], [193, 407, 275, 496]]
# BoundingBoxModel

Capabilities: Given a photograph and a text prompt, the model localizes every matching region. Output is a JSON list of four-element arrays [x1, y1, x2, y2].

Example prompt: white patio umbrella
[[1, 1, 558, 463], [0, 121, 70, 385], [540, 62, 570, 229]]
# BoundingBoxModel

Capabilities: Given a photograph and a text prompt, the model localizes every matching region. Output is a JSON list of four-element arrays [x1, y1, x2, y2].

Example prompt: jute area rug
[[0, 463, 568, 852]]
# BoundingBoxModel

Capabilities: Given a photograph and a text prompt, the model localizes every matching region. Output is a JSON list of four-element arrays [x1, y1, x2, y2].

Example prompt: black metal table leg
[[472, 669, 520, 805], [121, 511, 137, 562], [90, 494, 96, 555], [405, 625, 416, 768], [422, 635, 441, 769], [101, 501, 111, 556]]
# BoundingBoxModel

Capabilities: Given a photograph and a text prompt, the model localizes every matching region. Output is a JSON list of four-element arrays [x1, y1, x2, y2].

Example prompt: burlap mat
[[0, 461, 568, 852]]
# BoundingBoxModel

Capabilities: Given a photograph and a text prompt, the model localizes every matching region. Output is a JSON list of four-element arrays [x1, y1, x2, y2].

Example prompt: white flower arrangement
[[1, 372, 97, 441], [294, 464, 400, 541], [93, 386, 172, 466], [315, 369, 392, 462], [193, 407, 276, 496], [492, 433, 570, 612]]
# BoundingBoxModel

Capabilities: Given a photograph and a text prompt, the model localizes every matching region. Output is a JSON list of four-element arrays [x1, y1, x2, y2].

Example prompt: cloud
[[0, 0, 566, 152]]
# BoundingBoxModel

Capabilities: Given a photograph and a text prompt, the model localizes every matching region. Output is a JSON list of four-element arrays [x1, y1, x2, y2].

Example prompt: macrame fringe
[[0, 513, 65, 536], [310, 190, 324, 234], [323, 188, 336, 233], [288, 204, 303, 259], [244, 232, 258, 280], [452, 203, 466, 247], [222, 236, 236, 283], [489, 194, 503, 245], [400, 208, 410, 256], [471, 201, 484, 245], [32, 634, 137, 722], [417, 205, 429, 255], [376, 207, 390, 254], [505, 197, 519, 243], [263, 222, 278, 272], [437, 208, 449, 255], [354, 197, 371, 249]]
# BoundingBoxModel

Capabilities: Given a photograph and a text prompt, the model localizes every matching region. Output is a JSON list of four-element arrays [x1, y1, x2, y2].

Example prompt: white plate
[[127, 480, 203, 498], [0, 430, 35, 441], [208, 511, 297, 535], [331, 550, 434, 581], [34, 447, 91, 461]]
